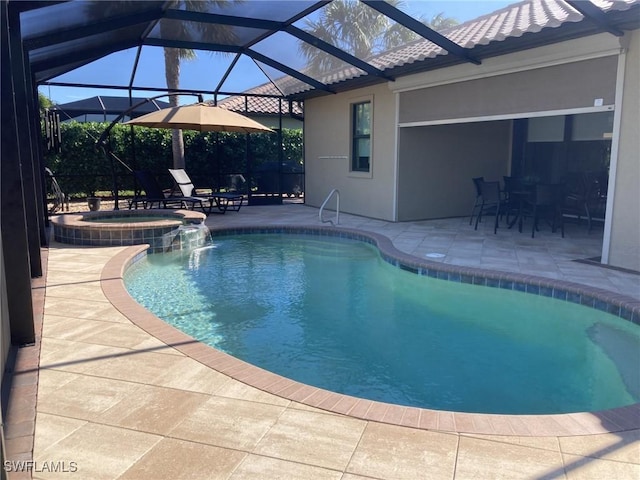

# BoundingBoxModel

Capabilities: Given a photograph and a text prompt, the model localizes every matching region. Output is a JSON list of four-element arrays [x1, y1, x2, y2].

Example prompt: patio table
[[505, 181, 536, 233]]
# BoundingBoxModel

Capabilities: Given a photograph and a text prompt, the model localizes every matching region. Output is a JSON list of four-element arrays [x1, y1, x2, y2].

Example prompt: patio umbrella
[[124, 102, 274, 133]]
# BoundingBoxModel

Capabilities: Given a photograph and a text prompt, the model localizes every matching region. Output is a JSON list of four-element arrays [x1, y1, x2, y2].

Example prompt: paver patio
[[5, 204, 639, 479]]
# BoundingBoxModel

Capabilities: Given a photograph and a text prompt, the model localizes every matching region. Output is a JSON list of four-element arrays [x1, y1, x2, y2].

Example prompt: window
[[351, 101, 371, 172]]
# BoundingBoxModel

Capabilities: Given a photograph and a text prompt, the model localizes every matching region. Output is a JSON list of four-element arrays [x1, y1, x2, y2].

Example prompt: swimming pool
[[124, 231, 640, 415]]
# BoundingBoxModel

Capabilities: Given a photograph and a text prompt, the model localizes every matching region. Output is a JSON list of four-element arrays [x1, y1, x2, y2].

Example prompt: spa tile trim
[[50, 209, 206, 252]]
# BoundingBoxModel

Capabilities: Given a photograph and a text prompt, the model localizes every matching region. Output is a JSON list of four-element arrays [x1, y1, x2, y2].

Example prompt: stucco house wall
[[397, 56, 617, 123], [305, 83, 397, 221], [607, 30, 640, 271]]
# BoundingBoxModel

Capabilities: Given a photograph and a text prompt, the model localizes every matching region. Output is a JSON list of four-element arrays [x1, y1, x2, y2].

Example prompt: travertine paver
[[346, 422, 458, 479], [229, 454, 342, 480], [454, 436, 564, 479], [117, 438, 247, 480], [35, 423, 161, 480], [169, 396, 287, 451], [253, 409, 367, 470]]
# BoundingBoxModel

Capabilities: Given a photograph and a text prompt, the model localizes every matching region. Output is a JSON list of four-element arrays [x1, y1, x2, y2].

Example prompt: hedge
[[44, 121, 303, 198]]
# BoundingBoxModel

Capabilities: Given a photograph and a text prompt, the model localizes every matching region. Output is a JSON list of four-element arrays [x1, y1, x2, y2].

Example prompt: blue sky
[[41, 1, 515, 105]]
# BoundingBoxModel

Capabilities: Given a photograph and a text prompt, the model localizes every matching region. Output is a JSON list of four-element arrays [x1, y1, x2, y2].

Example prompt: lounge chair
[[130, 170, 208, 212], [168, 168, 244, 214]]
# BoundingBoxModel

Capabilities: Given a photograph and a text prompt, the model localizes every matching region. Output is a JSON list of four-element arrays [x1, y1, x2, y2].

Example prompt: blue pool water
[[124, 234, 640, 414]]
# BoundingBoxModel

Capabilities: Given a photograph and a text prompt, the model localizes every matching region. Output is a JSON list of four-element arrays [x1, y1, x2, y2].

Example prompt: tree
[[427, 12, 460, 31], [300, 0, 458, 75], [85, 1, 237, 170], [38, 91, 54, 116], [160, 1, 238, 169], [161, 46, 194, 170]]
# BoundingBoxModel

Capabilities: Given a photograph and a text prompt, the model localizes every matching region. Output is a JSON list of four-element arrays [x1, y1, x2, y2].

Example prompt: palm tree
[[427, 12, 460, 30], [161, 45, 195, 170], [160, 1, 238, 169], [86, 1, 238, 169], [300, 0, 458, 75]]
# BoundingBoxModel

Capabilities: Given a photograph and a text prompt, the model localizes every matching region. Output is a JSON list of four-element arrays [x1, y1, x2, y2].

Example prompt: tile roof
[[219, 0, 639, 110], [216, 83, 304, 116], [351, 0, 638, 76]]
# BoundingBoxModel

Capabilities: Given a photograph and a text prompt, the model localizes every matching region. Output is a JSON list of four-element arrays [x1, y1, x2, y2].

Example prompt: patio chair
[[130, 170, 207, 212], [468, 176, 484, 225], [562, 171, 606, 233], [526, 183, 565, 238], [168, 168, 244, 214], [474, 180, 502, 234]]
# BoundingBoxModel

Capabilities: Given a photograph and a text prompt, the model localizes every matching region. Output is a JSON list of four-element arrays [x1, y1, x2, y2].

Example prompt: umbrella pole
[[95, 92, 205, 211]]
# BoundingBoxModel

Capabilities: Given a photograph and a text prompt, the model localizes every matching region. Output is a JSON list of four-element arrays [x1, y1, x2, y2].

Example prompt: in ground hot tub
[[51, 209, 208, 252]]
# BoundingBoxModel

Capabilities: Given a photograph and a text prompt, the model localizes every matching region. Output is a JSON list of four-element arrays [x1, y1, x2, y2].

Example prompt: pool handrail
[[319, 188, 340, 225]]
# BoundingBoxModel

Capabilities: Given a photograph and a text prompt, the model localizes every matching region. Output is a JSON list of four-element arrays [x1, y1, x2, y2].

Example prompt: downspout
[[600, 35, 629, 264]]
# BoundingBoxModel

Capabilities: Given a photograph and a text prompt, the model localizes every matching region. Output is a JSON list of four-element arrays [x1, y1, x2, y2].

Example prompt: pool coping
[[101, 224, 640, 437], [51, 208, 206, 228]]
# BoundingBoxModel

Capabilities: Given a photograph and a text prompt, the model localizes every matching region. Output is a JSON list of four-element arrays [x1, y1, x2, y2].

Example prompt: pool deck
[[5, 204, 639, 479]]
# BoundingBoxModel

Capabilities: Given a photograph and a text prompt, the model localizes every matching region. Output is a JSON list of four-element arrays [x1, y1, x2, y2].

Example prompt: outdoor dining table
[[505, 181, 536, 233]]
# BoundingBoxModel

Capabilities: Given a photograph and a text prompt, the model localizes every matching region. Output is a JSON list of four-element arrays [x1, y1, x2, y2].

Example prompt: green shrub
[[44, 121, 303, 197]]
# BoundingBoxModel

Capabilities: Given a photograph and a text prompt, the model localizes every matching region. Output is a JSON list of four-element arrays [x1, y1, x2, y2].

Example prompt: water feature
[[162, 224, 213, 254]]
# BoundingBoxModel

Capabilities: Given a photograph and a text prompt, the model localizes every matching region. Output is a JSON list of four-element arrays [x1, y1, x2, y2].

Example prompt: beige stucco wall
[[608, 31, 640, 271], [397, 121, 512, 221], [305, 83, 397, 220], [391, 33, 622, 99], [398, 56, 617, 124]]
